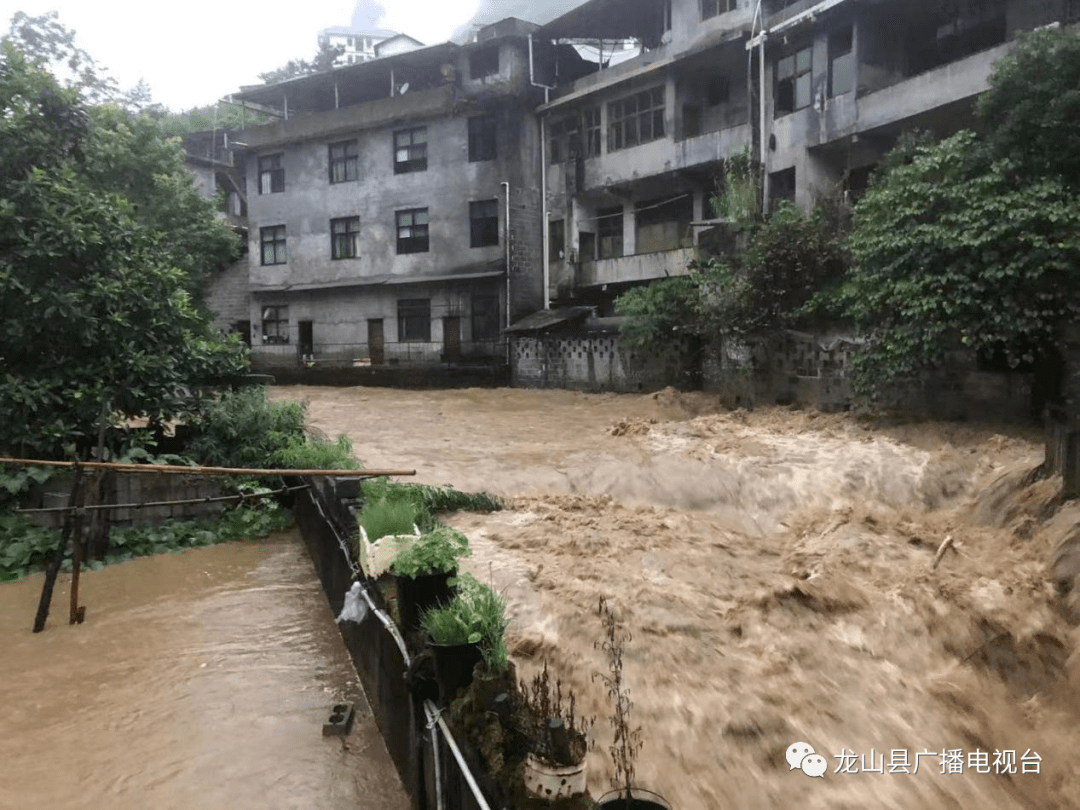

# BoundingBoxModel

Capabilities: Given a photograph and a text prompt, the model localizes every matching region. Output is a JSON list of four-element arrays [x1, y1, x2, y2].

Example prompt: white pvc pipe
[[425, 700, 494, 810]]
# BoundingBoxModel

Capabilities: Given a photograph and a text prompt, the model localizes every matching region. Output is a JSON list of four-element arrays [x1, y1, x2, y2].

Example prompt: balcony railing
[[578, 246, 697, 287], [252, 339, 506, 368]]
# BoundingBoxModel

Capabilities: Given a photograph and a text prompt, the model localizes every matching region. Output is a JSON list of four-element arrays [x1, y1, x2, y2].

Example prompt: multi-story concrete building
[[231, 19, 547, 370], [318, 27, 402, 65], [533, 0, 1080, 314]]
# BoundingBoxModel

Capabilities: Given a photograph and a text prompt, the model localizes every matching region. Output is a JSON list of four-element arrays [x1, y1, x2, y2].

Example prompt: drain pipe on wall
[[529, 33, 555, 311], [748, 0, 769, 216], [501, 180, 511, 364]]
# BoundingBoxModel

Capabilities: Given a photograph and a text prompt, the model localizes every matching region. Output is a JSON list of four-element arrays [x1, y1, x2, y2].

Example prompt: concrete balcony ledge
[[857, 40, 1013, 134], [244, 85, 457, 148], [579, 246, 696, 287]]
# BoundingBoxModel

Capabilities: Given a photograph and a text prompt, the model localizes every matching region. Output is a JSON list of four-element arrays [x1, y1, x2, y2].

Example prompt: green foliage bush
[[421, 572, 509, 672], [360, 477, 502, 534], [390, 525, 471, 578], [838, 129, 1080, 395]]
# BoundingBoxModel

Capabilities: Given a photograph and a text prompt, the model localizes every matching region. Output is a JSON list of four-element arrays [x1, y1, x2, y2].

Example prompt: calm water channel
[[0, 531, 409, 810]]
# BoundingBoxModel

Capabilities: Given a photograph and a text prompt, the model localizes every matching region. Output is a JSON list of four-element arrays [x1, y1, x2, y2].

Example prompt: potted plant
[[420, 573, 508, 705], [355, 495, 421, 578], [520, 661, 594, 802], [390, 525, 470, 633], [594, 597, 671, 810]]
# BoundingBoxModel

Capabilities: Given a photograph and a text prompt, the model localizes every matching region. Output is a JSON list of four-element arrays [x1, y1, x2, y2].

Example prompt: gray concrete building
[[533, 0, 1079, 314], [230, 19, 547, 370]]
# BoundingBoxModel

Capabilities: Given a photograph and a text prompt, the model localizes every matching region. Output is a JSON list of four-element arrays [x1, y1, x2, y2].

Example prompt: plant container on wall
[[396, 569, 455, 633], [523, 753, 587, 801], [596, 788, 671, 809], [427, 637, 484, 705]]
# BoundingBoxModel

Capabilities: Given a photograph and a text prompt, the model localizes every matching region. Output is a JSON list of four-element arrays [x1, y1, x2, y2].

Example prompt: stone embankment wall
[[510, 327, 1037, 422]]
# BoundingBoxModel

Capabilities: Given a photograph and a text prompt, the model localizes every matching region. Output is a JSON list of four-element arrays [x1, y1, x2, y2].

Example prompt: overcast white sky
[[0, 0, 484, 110]]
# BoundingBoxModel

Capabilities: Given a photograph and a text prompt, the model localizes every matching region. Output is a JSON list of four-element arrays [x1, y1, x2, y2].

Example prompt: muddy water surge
[[276, 385, 1080, 810], [0, 532, 409, 810]]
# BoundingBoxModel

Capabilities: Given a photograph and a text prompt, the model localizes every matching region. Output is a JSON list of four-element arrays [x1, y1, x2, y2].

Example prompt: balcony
[[578, 246, 697, 287], [856, 39, 1013, 135]]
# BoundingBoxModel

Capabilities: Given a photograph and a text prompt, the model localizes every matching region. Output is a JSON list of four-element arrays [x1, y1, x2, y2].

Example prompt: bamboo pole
[[33, 462, 83, 633], [0, 457, 415, 478]]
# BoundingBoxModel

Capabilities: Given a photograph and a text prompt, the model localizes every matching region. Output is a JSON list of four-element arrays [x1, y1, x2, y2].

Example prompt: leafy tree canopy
[[839, 129, 1080, 394], [3, 11, 155, 109], [0, 42, 247, 459], [258, 39, 345, 85], [978, 27, 1080, 188]]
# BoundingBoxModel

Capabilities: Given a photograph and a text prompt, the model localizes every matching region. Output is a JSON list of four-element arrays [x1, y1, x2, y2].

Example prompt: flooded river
[[0, 533, 409, 810], [274, 385, 1080, 810]]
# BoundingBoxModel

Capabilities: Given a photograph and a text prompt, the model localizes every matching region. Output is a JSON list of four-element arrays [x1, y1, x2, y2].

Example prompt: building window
[[471, 294, 500, 341], [469, 200, 499, 248], [261, 305, 289, 344], [582, 107, 601, 157], [329, 140, 358, 184], [396, 208, 429, 254], [775, 46, 812, 116], [828, 27, 855, 97], [1068, 0, 1080, 23], [260, 225, 287, 265], [469, 45, 499, 79], [702, 0, 737, 20], [330, 216, 360, 259], [394, 127, 427, 174], [769, 167, 796, 212], [468, 115, 497, 162], [398, 298, 431, 342], [258, 153, 284, 194], [598, 206, 623, 259], [548, 114, 579, 164], [608, 86, 665, 151], [548, 218, 565, 261]]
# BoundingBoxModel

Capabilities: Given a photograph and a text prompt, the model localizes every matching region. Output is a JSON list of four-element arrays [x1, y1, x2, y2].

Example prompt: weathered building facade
[[231, 20, 546, 370], [533, 0, 1079, 314]]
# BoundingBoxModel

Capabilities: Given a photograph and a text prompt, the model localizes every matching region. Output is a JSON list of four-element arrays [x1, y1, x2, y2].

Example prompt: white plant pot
[[357, 523, 420, 578], [523, 752, 587, 801]]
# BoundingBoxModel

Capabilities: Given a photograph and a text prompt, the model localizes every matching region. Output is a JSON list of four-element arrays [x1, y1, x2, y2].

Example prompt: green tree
[[0, 43, 247, 459], [82, 105, 241, 297], [839, 129, 1080, 394], [258, 39, 345, 84], [978, 27, 1080, 188], [4, 11, 146, 108]]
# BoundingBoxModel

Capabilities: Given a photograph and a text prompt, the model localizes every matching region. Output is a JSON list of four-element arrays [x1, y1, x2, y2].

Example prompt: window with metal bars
[[398, 299, 431, 342]]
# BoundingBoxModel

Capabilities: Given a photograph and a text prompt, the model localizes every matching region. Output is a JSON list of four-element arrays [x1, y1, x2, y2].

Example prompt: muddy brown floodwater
[[275, 384, 1080, 810], [0, 532, 410, 810]]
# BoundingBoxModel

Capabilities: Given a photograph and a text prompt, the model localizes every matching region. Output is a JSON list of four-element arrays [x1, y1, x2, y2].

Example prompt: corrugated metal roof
[[504, 306, 593, 333]]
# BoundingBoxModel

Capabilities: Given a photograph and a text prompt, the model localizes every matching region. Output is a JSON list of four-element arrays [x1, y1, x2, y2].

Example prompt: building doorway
[[368, 319, 384, 365]]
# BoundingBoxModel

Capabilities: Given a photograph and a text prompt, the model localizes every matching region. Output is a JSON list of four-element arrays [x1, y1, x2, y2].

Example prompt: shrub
[[358, 497, 420, 542], [421, 572, 509, 672], [390, 525, 470, 578]]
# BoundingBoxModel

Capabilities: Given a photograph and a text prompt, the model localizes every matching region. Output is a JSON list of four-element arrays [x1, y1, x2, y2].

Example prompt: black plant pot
[[395, 569, 456, 633], [596, 788, 672, 810], [426, 636, 484, 706]]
